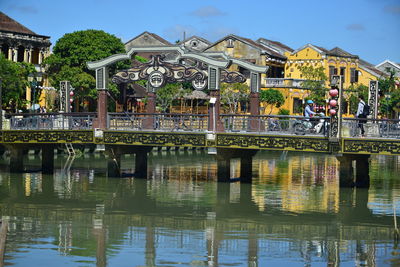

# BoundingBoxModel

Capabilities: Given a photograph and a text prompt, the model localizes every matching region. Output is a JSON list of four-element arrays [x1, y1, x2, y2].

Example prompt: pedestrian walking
[[356, 95, 367, 137]]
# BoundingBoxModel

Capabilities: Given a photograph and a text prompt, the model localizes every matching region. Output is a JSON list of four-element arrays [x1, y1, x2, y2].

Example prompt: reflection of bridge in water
[[0, 167, 398, 266]]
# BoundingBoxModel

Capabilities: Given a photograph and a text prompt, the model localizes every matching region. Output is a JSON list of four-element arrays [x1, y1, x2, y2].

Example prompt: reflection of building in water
[[254, 154, 340, 213], [23, 173, 43, 196], [150, 151, 217, 181]]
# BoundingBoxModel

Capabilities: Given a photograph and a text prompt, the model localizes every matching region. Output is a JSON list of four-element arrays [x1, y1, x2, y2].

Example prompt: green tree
[[0, 54, 35, 111], [298, 66, 328, 105], [260, 89, 285, 114], [44, 29, 130, 111], [220, 83, 250, 113], [347, 84, 368, 115], [378, 70, 396, 94], [156, 83, 182, 112], [378, 70, 398, 118]]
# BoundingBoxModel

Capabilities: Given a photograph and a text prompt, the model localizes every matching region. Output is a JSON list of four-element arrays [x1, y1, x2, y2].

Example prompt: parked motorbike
[[293, 113, 327, 135]]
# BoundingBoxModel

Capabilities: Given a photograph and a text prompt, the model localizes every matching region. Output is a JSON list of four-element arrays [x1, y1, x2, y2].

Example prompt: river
[[0, 149, 399, 266]]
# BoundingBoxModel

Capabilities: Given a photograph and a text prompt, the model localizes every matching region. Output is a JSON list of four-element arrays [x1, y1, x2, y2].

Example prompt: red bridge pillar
[[208, 90, 224, 132], [143, 92, 156, 130]]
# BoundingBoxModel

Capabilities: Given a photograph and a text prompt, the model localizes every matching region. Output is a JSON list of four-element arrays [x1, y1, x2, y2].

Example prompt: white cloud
[[190, 6, 226, 18], [346, 24, 365, 31]]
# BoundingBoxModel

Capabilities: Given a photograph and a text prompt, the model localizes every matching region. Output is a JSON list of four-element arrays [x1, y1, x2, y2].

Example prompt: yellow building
[[264, 44, 386, 115], [204, 34, 287, 86], [0, 12, 52, 110]]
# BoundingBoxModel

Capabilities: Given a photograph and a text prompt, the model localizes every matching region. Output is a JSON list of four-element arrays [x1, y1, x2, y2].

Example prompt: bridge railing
[[108, 113, 209, 132], [7, 113, 96, 130], [342, 117, 400, 138], [221, 114, 330, 136]]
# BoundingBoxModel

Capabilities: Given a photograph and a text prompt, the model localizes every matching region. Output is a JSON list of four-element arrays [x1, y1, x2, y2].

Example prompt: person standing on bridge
[[356, 95, 366, 137]]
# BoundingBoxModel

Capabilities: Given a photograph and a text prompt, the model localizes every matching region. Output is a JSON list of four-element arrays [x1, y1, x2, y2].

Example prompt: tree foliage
[[44, 29, 129, 111], [156, 83, 182, 112], [378, 70, 396, 94], [378, 70, 398, 118], [347, 84, 368, 115], [259, 89, 285, 114], [298, 66, 328, 105], [0, 54, 35, 111], [220, 83, 250, 113]]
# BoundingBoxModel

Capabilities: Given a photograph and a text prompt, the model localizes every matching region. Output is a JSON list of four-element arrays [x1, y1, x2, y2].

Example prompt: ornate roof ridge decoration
[[112, 54, 207, 88], [220, 69, 246, 83], [112, 54, 246, 89], [87, 45, 268, 73]]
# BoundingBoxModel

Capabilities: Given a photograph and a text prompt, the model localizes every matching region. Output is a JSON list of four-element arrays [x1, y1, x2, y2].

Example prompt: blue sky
[[1, 0, 399, 65]]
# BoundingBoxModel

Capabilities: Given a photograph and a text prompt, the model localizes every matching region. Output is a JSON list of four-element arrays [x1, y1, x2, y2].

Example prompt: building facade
[[0, 12, 51, 108]]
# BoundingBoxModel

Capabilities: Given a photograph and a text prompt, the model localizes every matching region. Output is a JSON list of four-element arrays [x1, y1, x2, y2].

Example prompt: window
[[340, 67, 346, 83], [329, 66, 337, 79], [293, 98, 303, 114], [227, 39, 234, 48], [350, 68, 358, 83]]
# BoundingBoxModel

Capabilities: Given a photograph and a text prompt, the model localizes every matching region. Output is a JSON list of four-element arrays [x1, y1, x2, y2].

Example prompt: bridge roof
[[87, 46, 268, 73]]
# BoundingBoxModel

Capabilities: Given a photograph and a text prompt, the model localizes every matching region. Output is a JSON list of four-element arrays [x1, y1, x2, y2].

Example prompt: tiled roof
[[327, 47, 358, 59], [257, 38, 294, 53], [207, 34, 286, 60], [314, 45, 329, 53], [125, 31, 171, 46], [359, 59, 386, 77], [0, 12, 37, 35]]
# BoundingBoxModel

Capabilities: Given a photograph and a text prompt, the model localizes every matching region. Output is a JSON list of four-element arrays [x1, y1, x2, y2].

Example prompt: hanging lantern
[[329, 109, 337, 115], [329, 99, 337, 107], [70, 91, 74, 96], [70, 98, 74, 103], [329, 89, 338, 97]]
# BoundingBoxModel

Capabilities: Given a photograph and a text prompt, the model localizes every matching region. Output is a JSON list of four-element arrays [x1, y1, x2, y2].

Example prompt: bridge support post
[[355, 155, 370, 188], [216, 149, 257, 183], [41, 146, 55, 174], [143, 92, 156, 130], [217, 157, 231, 182], [9, 146, 24, 172], [134, 147, 152, 178], [240, 150, 257, 183], [336, 154, 370, 187], [336, 155, 354, 187], [107, 151, 121, 177]]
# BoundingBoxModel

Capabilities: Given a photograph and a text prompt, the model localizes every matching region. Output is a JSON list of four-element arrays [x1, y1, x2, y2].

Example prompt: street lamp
[[28, 72, 43, 111]]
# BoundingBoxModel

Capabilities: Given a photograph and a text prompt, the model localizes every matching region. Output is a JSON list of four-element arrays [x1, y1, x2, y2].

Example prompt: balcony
[[265, 78, 320, 89]]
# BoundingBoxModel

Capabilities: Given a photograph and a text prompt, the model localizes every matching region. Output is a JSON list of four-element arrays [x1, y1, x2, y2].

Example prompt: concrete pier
[[105, 145, 152, 178], [336, 154, 371, 187], [216, 148, 257, 183]]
